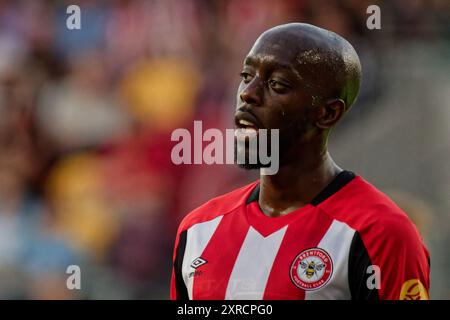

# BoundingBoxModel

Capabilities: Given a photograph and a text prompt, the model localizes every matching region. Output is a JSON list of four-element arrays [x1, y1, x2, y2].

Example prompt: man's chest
[[181, 215, 355, 300]]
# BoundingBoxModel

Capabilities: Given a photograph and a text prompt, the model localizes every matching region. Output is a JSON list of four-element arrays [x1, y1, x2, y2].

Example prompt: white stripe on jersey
[[305, 219, 355, 300], [182, 215, 223, 299], [225, 226, 288, 300]]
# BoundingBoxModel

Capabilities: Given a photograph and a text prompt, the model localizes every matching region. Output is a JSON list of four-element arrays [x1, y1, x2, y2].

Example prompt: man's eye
[[268, 79, 287, 90], [239, 72, 253, 83]]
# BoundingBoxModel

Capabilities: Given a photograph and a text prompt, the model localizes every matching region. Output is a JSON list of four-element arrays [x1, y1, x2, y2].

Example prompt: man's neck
[[258, 150, 342, 217]]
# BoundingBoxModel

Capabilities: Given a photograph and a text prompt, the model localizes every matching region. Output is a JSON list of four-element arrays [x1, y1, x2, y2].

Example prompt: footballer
[[171, 23, 430, 300]]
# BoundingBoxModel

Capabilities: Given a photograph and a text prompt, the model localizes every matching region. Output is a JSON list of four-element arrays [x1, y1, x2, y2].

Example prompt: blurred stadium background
[[0, 0, 448, 299]]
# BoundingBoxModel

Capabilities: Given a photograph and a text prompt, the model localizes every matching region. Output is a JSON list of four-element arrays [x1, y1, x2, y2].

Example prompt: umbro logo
[[191, 257, 207, 269]]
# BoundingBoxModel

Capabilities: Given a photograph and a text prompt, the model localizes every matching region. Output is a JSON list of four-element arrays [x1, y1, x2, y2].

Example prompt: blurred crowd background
[[0, 0, 448, 299]]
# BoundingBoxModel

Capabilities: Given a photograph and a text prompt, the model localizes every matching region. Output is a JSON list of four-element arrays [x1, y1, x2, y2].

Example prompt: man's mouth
[[234, 110, 264, 140], [238, 119, 258, 130], [235, 119, 258, 140]]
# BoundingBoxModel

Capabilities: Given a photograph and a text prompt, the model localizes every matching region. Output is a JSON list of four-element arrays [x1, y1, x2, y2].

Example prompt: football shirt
[[171, 171, 430, 300]]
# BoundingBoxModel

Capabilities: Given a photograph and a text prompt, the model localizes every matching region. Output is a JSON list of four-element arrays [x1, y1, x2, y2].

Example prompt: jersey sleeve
[[349, 214, 430, 300]]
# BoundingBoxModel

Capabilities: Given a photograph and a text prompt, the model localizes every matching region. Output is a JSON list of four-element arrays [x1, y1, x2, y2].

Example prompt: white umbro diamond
[[190, 257, 207, 269]]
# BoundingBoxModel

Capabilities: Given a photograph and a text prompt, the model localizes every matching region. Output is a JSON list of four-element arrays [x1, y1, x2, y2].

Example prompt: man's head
[[234, 23, 362, 169]]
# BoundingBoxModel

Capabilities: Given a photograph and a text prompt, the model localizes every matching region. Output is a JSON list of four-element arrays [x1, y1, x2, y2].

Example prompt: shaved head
[[251, 23, 362, 110]]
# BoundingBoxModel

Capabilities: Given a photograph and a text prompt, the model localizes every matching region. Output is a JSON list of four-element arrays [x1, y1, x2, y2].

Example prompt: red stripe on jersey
[[192, 209, 250, 299], [262, 208, 334, 299], [170, 271, 176, 300], [178, 181, 259, 233]]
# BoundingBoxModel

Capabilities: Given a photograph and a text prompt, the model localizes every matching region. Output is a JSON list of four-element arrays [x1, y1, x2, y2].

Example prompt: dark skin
[[234, 23, 362, 217]]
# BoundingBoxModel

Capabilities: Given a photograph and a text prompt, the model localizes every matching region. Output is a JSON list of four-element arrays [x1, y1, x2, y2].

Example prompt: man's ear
[[315, 99, 346, 129]]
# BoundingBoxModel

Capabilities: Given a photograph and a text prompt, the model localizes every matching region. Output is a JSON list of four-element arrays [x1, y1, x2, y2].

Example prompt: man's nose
[[239, 77, 263, 106]]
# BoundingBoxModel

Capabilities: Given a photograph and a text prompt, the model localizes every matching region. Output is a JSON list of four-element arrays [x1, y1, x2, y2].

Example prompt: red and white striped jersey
[[171, 171, 430, 300]]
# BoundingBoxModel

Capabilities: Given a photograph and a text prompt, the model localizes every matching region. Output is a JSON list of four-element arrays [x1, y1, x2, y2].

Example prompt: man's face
[[234, 33, 320, 169]]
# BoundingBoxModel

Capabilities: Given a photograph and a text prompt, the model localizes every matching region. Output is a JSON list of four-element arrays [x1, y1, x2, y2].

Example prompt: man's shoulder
[[176, 180, 259, 234], [319, 175, 420, 238]]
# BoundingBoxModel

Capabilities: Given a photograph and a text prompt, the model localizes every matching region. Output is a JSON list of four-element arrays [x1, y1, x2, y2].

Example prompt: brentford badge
[[290, 247, 333, 291]]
